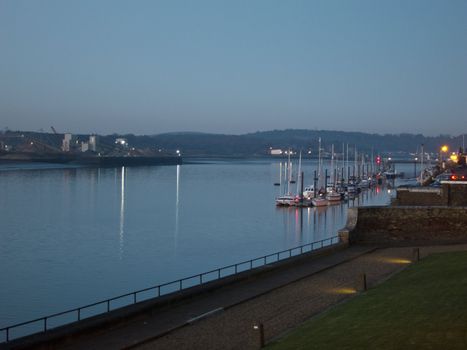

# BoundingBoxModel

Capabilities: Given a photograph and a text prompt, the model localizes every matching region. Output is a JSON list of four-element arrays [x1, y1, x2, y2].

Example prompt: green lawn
[[267, 251, 467, 350]]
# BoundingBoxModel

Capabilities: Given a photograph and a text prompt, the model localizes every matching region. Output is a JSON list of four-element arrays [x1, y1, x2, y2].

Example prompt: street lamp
[[440, 145, 449, 168]]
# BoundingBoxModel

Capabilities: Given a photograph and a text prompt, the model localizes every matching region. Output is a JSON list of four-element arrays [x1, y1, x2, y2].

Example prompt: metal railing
[[0, 236, 340, 343]]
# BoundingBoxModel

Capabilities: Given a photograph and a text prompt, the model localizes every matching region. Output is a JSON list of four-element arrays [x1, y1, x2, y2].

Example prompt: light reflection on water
[[0, 159, 409, 328]]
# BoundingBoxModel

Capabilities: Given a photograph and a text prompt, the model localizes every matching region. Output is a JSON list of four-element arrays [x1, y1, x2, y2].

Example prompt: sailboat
[[275, 151, 298, 206], [326, 144, 341, 203], [312, 138, 329, 207]]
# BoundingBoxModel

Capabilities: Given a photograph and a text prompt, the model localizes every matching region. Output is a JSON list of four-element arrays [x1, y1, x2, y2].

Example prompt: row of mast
[[280, 142, 378, 197]]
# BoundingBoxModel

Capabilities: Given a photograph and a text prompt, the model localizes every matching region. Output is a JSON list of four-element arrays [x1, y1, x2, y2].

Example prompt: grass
[[267, 251, 467, 350]]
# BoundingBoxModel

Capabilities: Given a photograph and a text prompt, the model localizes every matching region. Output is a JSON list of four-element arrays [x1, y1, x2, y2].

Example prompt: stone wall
[[340, 206, 467, 246], [443, 183, 467, 207], [395, 183, 467, 207], [394, 187, 444, 206]]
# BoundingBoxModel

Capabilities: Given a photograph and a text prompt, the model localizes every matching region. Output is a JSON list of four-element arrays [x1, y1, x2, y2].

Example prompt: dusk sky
[[1, 0, 466, 136]]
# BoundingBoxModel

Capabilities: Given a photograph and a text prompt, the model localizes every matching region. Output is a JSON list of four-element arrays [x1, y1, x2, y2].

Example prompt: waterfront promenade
[[6, 243, 467, 350]]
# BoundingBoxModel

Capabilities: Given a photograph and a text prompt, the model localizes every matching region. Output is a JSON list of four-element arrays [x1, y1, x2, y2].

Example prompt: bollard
[[361, 273, 367, 291], [413, 248, 420, 262], [253, 323, 265, 348]]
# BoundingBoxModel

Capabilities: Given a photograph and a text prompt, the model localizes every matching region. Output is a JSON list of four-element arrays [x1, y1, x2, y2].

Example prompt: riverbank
[[5, 244, 467, 349]]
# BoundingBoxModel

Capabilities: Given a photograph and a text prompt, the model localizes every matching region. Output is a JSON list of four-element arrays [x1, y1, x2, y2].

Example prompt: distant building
[[62, 133, 72, 152], [81, 142, 89, 152], [89, 135, 97, 152], [270, 149, 283, 155]]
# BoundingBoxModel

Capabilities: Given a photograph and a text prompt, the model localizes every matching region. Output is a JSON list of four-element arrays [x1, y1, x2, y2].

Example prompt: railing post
[[43, 318, 47, 332], [78, 308, 81, 321], [235, 265, 238, 274], [134, 293, 137, 304], [199, 274, 202, 284], [6, 328, 9, 342], [179, 280, 183, 291], [361, 273, 367, 291], [218, 269, 221, 279], [107, 300, 110, 312], [157, 286, 161, 297], [413, 248, 420, 261], [250, 260, 253, 269], [253, 323, 265, 348]]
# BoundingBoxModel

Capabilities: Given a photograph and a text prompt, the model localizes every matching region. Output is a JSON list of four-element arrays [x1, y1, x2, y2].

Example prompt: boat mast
[[279, 162, 282, 193], [420, 143, 424, 183], [346, 143, 349, 182], [318, 138, 322, 189], [296, 150, 302, 195], [287, 149, 291, 194], [331, 144, 334, 188], [354, 146, 358, 179]]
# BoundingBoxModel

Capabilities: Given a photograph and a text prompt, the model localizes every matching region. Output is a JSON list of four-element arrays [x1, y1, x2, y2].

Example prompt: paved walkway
[[10, 244, 467, 350], [133, 245, 467, 350]]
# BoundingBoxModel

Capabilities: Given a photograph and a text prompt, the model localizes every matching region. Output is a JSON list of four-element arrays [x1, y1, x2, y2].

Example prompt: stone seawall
[[339, 206, 467, 246], [394, 187, 444, 206], [395, 183, 467, 207]]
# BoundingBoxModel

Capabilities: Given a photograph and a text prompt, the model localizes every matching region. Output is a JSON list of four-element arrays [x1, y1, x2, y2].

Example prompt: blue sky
[[1, 0, 466, 136]]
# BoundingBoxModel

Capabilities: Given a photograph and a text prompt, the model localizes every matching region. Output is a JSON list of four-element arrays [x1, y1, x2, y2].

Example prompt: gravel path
[[135, 244, 467, 350]]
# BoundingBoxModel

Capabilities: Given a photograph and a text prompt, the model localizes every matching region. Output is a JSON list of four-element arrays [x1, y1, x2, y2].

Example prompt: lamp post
[[440, 145, 449, 168]]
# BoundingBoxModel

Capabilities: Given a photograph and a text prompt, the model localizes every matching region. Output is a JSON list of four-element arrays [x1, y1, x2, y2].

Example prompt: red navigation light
[[375, 156, 381, 164]]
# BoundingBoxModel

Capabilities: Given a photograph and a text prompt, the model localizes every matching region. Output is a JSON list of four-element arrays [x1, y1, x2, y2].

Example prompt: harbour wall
[[394, 183, 467, 207], [339, 206, 467, 246]]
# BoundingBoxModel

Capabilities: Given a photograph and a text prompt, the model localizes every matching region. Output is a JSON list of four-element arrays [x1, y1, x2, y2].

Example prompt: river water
[[0, 159, 413, 332]]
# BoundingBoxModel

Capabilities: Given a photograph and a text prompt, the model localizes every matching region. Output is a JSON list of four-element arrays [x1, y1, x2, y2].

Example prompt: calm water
[[0, 159, 411, 329]]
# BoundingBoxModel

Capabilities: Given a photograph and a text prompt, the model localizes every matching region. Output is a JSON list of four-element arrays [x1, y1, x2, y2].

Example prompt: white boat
[[275, 195, 298, 206], [312, 195, 328, 207], [326, 189, 341, 203], [312, 137, 328, 207], [346, 183, 356, 194], [358, 179, 370, 189], [303, 185, 315, 199]]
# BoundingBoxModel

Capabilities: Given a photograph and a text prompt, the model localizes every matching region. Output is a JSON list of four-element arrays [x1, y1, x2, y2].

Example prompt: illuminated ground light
[[330, 288, 358, 295], [383, 258, 412, 264]]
